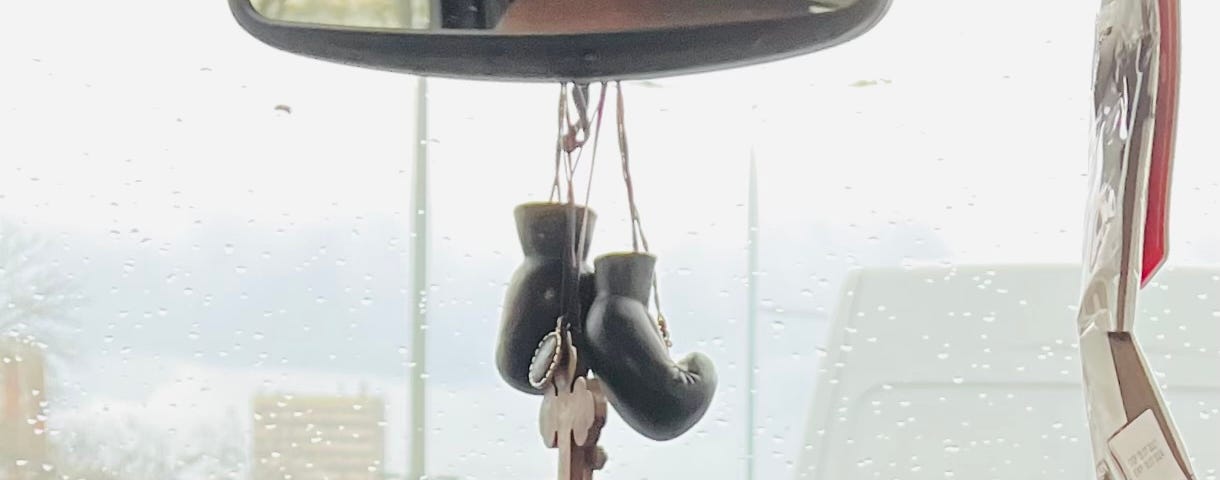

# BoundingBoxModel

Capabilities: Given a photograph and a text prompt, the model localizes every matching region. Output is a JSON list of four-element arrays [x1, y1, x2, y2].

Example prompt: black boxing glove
[[495, 202, 597, 394], [583, 252, 717, 440]]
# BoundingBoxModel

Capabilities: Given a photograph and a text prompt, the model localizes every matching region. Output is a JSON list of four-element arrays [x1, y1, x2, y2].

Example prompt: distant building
[[251, 393, 386, 480], [0, 340, 49, 480]]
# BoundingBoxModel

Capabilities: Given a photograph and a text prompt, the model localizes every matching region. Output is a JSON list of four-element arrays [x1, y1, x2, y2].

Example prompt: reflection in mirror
[[251, 0, 431, 29], [250, 0, 861, 33]]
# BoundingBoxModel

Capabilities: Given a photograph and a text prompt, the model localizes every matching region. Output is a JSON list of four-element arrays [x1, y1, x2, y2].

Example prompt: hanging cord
[[572, 83, 593, 135], [549, 83, 568, 202], [551, 83, 610, 352], [576, 84, 609, 266], [535, 83, 608, 386], [615, 81, 672, 348], [564, 86, 596, 198], [548, 82, 578, 365], [551, 83, 600, 203]]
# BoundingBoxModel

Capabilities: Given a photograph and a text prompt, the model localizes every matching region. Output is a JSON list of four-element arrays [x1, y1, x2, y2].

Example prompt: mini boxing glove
[[495, 202, 597, 394], [583, 252, 717, 440]]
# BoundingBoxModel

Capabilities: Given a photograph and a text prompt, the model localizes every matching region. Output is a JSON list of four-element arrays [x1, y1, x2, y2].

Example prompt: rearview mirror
[[229, 0, 891, 81]]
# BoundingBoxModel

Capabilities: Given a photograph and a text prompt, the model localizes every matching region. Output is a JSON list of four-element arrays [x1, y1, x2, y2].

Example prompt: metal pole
[[408, 76, 429, 480], [429, 0, 442, 29], [745, 151, 759, 480]]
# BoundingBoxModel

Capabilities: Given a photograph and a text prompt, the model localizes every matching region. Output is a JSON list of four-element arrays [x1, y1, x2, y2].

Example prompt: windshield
[[1, 1, 1217, 479]]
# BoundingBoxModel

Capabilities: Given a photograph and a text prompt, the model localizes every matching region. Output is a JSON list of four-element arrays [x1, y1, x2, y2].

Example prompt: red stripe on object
[[1142, 0, 1180, 287]]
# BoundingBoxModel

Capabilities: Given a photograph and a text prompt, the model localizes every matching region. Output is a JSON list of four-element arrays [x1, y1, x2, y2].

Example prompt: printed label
[[1108, 410, 1187, 480]]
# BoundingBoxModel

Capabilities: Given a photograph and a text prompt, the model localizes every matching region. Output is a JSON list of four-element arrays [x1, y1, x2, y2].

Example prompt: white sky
[[3, 0, 1219, 263], [4, 0, 1220, 479], [2, 0, 1219, 262]]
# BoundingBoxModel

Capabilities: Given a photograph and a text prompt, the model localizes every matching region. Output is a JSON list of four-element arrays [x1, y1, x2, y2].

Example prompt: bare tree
[[2, 222, 246, 479], [1, 222, 84, 480], [52, 412, 177, 480], [0, 221, 82, 350], [51, 410, 246, 480]]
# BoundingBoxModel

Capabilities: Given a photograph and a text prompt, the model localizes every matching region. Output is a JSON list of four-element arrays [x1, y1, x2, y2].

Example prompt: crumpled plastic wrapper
[[1076, 0, 1191, 479]]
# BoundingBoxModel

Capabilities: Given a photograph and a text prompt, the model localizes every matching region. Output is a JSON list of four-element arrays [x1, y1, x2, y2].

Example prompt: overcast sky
[[3, 0, 1220, 479]]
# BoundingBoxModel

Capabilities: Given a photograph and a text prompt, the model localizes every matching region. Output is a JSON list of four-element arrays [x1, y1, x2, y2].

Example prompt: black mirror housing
[[228, 0, 891, 82]]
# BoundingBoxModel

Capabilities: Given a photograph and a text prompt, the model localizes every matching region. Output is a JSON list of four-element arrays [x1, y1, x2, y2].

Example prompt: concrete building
[[252, 392, 386, 480], [0, 340, 49, 480]]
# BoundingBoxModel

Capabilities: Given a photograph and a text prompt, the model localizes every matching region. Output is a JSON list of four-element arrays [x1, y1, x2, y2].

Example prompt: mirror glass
[[250, 0, 861, 33]]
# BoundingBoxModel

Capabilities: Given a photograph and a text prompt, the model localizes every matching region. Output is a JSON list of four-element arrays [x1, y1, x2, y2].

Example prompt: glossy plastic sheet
[[1076, 0, 1191, 479], [1079, 0, 1158, 337]]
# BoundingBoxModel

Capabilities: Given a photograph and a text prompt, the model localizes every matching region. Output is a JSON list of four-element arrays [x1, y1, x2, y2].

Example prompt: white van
[[796, 265, 1219, 480]]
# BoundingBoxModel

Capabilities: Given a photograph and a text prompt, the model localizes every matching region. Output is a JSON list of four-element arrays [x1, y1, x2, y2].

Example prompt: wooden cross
[[540, 367, 608, 480]]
